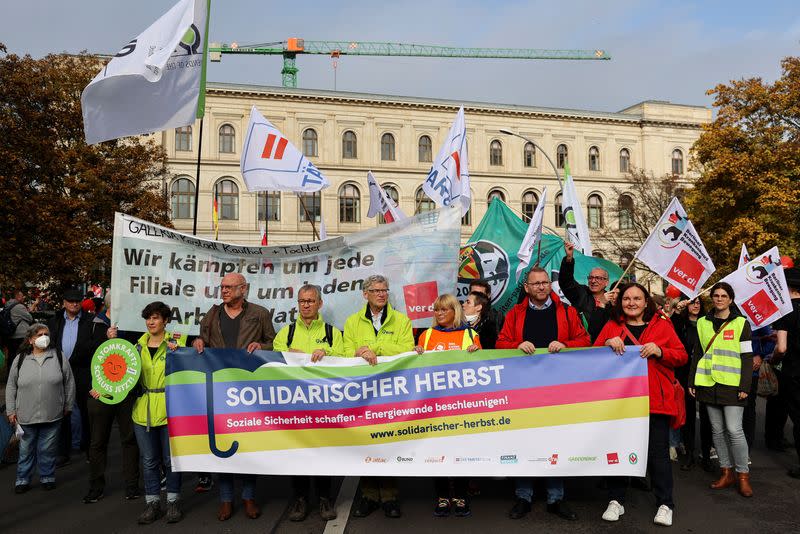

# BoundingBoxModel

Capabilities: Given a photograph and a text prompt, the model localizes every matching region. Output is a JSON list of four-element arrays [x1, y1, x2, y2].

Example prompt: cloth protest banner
[[422, 107, 471, 216], [82, 0, 209, 144], [457, 199, 623, 317], [739, 244, 751, 268], [110, 208, 461, 335], [634, 197, 715, 298], [721, 246, 793, 327], [166, 346, 649, 476], [367, 171, 407, 223], [516, 187, 548, 282], [241, 106, 330, 193], [562, 162, 593, 255]]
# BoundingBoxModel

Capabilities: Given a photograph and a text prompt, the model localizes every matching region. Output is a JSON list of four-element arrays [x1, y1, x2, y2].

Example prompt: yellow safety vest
[[695, 316, 746, 387]]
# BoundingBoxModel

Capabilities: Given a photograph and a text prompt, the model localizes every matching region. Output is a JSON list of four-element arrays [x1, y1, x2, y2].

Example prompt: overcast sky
[[2, 0, 799, 112]]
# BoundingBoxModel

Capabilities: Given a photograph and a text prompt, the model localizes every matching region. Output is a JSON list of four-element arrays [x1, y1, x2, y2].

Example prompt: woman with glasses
[[689, 282, 753, 497]]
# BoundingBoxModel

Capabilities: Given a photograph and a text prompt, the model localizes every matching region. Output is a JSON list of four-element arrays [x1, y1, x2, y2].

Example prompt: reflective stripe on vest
[[695, 316, 746, 387], [421, 328, 475, 350]]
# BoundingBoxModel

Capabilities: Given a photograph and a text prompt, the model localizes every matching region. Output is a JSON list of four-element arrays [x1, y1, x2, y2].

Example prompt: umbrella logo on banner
[[745, 254, 781, 284], [167, 348, 287, 458], [657, 210, 689, 248]]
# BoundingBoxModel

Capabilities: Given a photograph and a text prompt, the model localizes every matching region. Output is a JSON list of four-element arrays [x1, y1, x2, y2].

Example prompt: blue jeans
[[514, 477, 564, 504], [706, 404, 749, 473], [133, 423, 181, 500], [16, 420, 61, 486], [219, 474, 256, 502]]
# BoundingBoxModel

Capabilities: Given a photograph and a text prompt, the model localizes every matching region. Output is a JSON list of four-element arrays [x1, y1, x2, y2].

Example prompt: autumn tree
[[687, 56, 800, 276], [0, 44, 172, 293]]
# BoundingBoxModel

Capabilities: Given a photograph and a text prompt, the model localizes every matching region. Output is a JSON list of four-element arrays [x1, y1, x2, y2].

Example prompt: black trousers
[[291, 476, 332, 499], [782, 372, 800, 464], [743, 375, 760, 448], [607, 414, 674, 509], [87, 394, 139, 492], [434, 477, 468, 499], [59, 368, 90, 455], [765, 367, 790, 445]]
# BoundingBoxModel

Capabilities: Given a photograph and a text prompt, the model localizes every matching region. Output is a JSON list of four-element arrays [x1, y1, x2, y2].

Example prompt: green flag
[[458, 199, 623, 316]]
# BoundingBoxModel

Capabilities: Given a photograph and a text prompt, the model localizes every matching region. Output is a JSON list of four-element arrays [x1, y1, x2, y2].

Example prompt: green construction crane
[[209, 38, 611, 88]]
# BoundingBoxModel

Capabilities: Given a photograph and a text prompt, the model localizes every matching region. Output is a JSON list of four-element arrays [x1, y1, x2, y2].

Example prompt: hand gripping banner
[[166, 347, 649, 477]]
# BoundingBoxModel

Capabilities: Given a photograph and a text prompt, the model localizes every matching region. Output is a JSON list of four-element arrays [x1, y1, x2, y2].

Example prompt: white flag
[[241, 106, 330, 193], [82, 0, 208, 144], [367, 171, 407, 223], [722, 246, 793, 327], [561, 161, 593, 255], [516, 187, 548, 282], [422, 107, 471, 216], [635, 197, 715, 298], [738, 244, 751, 268]]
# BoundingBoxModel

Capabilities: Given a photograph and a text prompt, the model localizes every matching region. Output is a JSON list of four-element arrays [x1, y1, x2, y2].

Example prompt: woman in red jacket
[[594, 283, 687, 528]]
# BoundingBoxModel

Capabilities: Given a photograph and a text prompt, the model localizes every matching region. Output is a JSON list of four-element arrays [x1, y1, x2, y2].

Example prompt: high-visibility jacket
[[418, 327, 481, 351], [695, 316, 747, 387], [273, 315, 344, 355], [132, 330, 187, 429], [342, 303, 414, 356]]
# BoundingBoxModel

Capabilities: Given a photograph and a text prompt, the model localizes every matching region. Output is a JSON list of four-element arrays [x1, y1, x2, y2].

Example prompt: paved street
[[1, 405, 798, 533]]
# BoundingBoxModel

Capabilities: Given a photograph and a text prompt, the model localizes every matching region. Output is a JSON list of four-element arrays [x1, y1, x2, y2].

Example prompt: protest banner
[[110, 208, 461, 335], [721, 246, 793, 327], [166, 346, 649, 477], [457, 199, 623, 317]]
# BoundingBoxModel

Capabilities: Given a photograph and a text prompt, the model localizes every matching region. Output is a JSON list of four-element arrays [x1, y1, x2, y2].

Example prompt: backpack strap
[[287, 323, 297, 347], [16, 352, 26, 372]]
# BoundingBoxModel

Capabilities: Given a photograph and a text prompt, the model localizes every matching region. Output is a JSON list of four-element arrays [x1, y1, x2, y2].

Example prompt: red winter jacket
[[593, 313, 688, 416], [496, 292, 591, 349]]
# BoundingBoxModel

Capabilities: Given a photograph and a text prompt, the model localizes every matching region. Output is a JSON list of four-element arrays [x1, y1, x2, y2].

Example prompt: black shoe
[[352, 498, 380, 518], [288, 496, 309, 522], [137, 501, 162, 525], [434, 497, 451, 517], [15, 484, 31, 494], [125, 487, 142, 500], [83, 489, 104, 503], [701, 457, 715, 473], [194, 475, 213, 493], [788, 467, 800, 479], [680, 457, 695, 471], [165, 500, 183, 523], [452, 498, 471, 517], [547, 500, 577, 521], [383, 500, 401, 518], [508, 497, 531, 519], [42, 482, 56, 491], [319, 497, 337, 521]]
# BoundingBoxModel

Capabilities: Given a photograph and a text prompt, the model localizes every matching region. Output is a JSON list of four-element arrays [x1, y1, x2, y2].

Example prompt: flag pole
[[298, 193, 320, 241], [191, 118, 204, 236], [611, 254, 639, 291]]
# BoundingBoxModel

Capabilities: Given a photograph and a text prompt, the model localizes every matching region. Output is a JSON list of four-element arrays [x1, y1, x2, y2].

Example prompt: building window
[[588, 194, 603, 228], [588, 146, 600, 171], [215, 179, 239, 220], [257, 192, 280, 222], [462, 199, 472, 226], [556, 144, 568, 169], [619, 148, 630, 173], [379, 185, 399, 224], [555, 192, 564, 226], [490, 140, 503, 166], [524, 142, 536, 168], [672, 149, 684, 175], [339, 183, 361, 223], [488, 189, 505, 205], [381, 133, 396, 161], [418, 135, 433, 163], [342, 131, 357, 159], [298, 192, 321, 222], [175, 126, 192, 151], [170, 177, 195, 219], [219, 124, 235, 154], [618, 194, 634, 230], [415, 187, 435, 214], [522, 190, 539, 222], [302, 128, 318, 157]]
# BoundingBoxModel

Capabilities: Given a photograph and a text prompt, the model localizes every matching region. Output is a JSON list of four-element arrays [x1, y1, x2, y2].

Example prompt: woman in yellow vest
[[689, 282, 754, 497], [414, 293, 480, 517], [108, 302, 187, 524]]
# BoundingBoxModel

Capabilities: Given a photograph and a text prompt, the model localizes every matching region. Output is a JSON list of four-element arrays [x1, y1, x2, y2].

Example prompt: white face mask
[[465, 314, 479, 323], [34, 335, 50, 349]]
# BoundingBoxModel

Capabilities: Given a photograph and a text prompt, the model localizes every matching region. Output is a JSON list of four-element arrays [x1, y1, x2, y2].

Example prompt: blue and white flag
[[367, 171, 407, 223], [241, 106, 330, 193], [423, 107, 471, 216]]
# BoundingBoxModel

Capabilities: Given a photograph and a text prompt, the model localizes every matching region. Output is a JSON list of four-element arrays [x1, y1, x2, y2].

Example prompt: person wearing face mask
[[6, 323, 75, 493], [462, 291, 498, 349]]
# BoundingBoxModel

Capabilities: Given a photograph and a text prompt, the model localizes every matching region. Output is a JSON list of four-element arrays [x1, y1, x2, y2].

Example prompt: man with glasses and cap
[[558, 242, 616, 341]]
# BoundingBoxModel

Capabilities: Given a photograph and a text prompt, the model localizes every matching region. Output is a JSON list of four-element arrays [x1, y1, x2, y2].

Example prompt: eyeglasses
[[297, 299, 318, 306], [588, 276, 608, 281], [219, 284, 245, 291], [366, 289, 389, 294], [524, 281, 550, 288]]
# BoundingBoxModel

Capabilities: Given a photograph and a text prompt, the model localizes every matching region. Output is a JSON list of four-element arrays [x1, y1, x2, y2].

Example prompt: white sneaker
[[710, 447, 718, 460], [654, 505, 673, 526], [602, 500, 625, 522], [669, 446, 678, 461]]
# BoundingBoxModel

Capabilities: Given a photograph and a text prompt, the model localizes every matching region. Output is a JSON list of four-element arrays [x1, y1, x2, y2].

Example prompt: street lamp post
[[498, 128, 564, 190]]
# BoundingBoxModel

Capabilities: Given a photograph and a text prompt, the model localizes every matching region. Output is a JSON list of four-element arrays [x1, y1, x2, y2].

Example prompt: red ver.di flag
[[241, 106, 330, 193], [635, 198, 715, 298], [721, 246, 793, 327]]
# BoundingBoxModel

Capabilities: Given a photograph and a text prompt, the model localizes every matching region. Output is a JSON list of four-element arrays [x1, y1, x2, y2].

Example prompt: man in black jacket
[[47, 288, 106, 464], [558, 242, 614, 342]]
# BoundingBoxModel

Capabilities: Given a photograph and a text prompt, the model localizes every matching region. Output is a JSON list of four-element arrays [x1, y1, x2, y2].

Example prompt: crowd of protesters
[[2, 250, 799, 528]]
